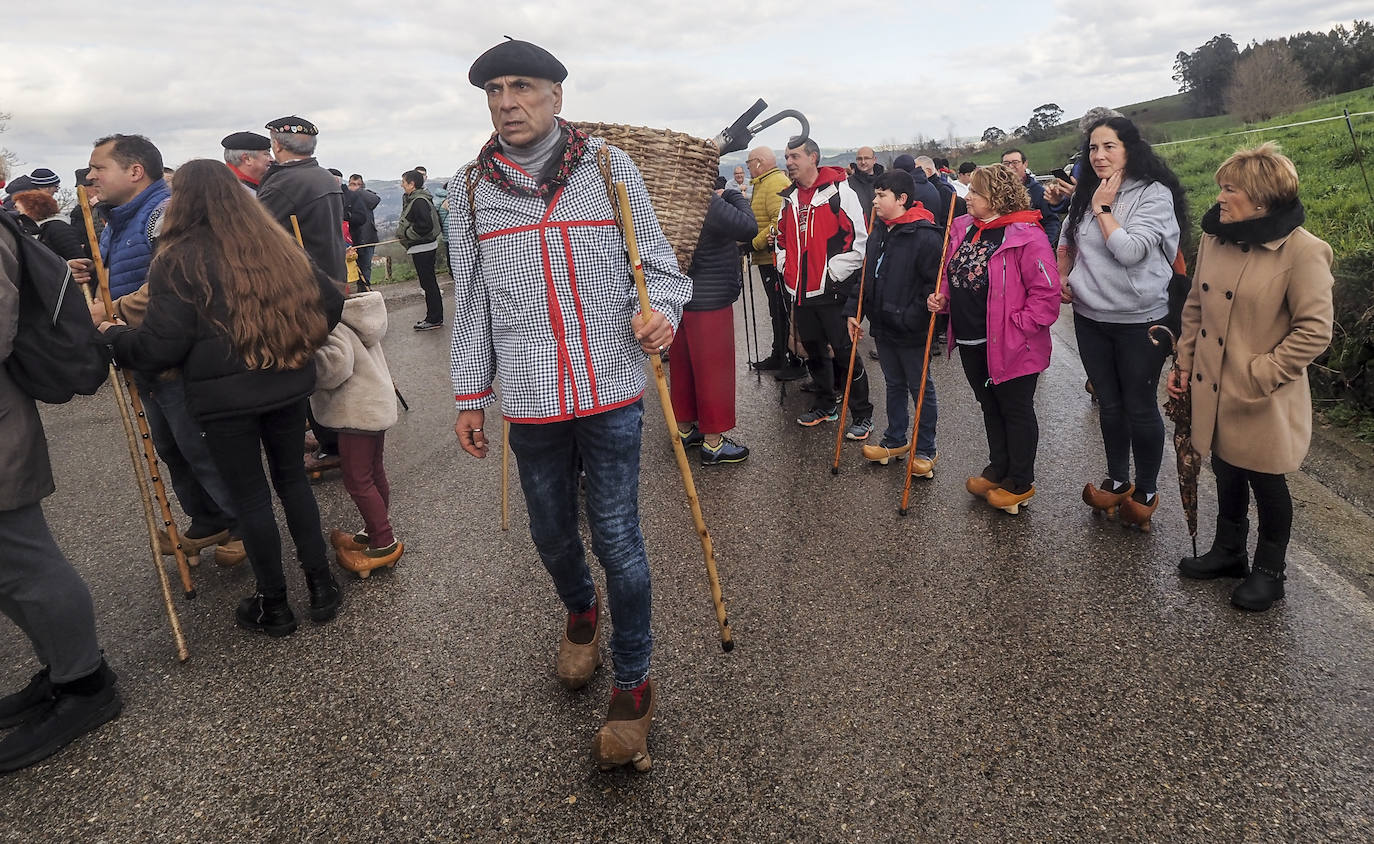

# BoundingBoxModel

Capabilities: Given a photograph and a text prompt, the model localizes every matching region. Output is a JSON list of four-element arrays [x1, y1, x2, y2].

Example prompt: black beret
[[222, 131, 271, 151], [468, 38, 567, 88], [264, 116, 318, 135]]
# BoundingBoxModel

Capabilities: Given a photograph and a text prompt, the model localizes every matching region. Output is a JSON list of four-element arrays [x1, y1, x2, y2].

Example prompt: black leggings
[[201, 399, 330, 599], [1212, 454, 1292, 545]]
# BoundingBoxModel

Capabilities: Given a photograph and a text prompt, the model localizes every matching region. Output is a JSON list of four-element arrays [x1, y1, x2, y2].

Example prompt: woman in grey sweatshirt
[[1057, 116, 1188, 530]]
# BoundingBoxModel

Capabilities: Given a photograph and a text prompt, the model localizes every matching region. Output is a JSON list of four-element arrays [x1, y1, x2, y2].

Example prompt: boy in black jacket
[[844, 170, 942, 476]]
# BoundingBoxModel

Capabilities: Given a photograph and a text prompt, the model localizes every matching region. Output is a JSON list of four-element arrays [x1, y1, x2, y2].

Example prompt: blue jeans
[[355, 245, 375, 288], [135, 374, 237, 531], [509, 401, 651, 689], [200, 399, 329, 599], [875, 340, 937, 455], [1073, 314, 1168, 494]]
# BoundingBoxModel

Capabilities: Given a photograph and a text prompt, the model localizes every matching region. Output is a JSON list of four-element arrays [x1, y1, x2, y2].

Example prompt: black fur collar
[[1200, 200, 1305, 245]]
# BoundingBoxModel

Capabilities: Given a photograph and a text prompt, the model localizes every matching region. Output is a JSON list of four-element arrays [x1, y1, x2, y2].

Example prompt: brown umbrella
[[1151, 326, 1200, 557]]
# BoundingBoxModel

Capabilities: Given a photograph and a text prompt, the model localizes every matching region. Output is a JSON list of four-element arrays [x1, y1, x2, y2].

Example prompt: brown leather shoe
[[966, 473, 1002, 499], [987, 485, 1035, 515], [860, 442, 908, 465], [1118, 492, 1160, 532], [213, 539, 246, 567], [329, 529, 368, 553], [1082, 481, 1134, 517], [593, 678, 655, 771], [336, 541, 403, 579], [908, 452, 938, 479], [557, 587, 603, 690]]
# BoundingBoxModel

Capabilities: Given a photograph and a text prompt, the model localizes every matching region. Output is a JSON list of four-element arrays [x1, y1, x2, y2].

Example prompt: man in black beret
[[256, 116, 347, 473], [221, 131, 272, 193], [450, 38, 689, 773]]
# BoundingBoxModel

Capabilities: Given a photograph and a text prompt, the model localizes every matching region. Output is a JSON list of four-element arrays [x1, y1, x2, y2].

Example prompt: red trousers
[[338, 431, 394, 548], [668, 306, 736, 434]]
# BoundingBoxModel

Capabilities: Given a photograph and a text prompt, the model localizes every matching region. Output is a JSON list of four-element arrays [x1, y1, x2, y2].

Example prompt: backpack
[[1, 211, 110, 403]]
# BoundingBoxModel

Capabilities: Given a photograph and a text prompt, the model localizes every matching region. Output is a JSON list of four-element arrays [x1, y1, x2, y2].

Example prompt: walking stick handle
[[289, 214, 304, 247], [76, 187, 115, 316], [612, 181, 735, 652]]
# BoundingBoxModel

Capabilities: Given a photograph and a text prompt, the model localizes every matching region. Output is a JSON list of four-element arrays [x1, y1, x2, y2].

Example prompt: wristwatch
[[1099, 204, 1111, 215]]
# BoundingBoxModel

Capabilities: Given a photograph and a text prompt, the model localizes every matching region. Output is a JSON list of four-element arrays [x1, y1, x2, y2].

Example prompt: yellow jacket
[[748, 167, 790, 265]]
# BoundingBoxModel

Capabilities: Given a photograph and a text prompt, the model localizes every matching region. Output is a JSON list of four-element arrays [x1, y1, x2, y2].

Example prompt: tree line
[[978, 19, 1373, 146], [1174, 21, 1374, 121]]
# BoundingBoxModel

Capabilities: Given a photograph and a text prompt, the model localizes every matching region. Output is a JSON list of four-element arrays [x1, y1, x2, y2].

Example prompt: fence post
[[1344, 109, 1374, 203]]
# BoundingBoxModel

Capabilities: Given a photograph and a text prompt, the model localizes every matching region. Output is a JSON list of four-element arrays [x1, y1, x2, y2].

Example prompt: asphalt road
[[3, 280, 1370, 842]]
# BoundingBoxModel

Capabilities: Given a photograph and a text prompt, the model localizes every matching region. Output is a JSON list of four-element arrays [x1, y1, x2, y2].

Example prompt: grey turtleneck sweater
[[500, 122, 564, 179]]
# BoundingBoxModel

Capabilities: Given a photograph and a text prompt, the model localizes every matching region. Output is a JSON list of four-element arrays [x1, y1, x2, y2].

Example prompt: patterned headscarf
[[477, 118, 590, 201]]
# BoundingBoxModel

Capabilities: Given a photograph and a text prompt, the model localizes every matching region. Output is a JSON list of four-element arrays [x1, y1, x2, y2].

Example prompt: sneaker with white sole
[[844, 418, 874, 441], [797, 405, 840, 427]]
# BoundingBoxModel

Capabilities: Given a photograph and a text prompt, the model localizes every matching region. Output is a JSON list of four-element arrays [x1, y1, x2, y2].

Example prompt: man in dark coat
[[346, 174, 380, 289], [847, 145, 879, 222], [257, 116, 347, 284], [256, 116, 347, 468], [1001, 148, 1061, 247]]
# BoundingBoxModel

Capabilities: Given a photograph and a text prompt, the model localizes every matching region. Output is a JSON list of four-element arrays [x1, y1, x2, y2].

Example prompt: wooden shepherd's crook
[[77, 186, 190, 661], [899, 196, 960, 516], [612, 181, 734, 652], [832, 208, 877, 475]]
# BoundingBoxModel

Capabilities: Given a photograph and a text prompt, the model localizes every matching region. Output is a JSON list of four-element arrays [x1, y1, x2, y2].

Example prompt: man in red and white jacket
[[776, 136, 873, 435], [448, 40, 690, 773]]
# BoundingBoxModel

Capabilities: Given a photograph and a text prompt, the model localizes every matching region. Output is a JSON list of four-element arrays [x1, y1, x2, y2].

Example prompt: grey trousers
[[0, 503, 102, 683]]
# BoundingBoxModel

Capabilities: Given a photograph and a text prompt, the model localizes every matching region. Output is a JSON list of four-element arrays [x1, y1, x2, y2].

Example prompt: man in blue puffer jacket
[[77, 135, 241, 564]]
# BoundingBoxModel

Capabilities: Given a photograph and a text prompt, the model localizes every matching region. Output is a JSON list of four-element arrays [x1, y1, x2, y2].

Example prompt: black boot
[[1179, 516, 1250, 579], [1231, 539, 1286, 611], [236, 593, 298, 637], [0, 660, 120, 773], [0, 667, 54, 729], [305, 569, 342, 623]]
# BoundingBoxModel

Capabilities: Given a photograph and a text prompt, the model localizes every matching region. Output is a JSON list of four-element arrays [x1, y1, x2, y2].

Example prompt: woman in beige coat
[[1167, 143, 1333, 612]]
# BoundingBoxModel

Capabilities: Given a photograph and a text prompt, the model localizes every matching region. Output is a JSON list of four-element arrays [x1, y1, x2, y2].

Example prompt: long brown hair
[[152, 159, 328, 370]]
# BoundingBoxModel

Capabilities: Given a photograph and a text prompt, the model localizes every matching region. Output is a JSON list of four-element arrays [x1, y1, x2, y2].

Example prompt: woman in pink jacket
[[929, 164, 1062, 514]]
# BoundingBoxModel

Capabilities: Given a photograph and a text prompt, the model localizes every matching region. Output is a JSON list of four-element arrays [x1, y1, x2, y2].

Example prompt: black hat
[[29, 168, 60, 188], [6, 175, 34, 194], [221, 131, 271, 151], [892, 154, 916, 174], [327, 168, 342, 177], [264, 116, 318, 135], [468, 38, 567, 88]]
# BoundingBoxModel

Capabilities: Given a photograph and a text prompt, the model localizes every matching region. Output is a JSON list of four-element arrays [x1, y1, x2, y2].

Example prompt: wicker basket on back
[[573, 121, 720, 273]]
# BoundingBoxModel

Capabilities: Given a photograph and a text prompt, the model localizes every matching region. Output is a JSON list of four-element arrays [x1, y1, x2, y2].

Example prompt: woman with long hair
[[1059, 116, 1187, 531], [101, 159, 345, 636], [929, 164, 1061, 514], [1168, 143, 1333, 611]]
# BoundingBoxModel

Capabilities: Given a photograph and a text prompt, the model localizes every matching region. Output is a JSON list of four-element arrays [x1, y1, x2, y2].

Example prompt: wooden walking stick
[[831, 208, 877, 475], [501, 420, 511, 531], [898, 197, 959, 516], [612, 180, 734, 652], [77, 187, 191, 660]]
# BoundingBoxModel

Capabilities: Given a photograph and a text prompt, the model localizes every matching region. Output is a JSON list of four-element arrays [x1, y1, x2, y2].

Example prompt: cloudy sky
[[2, 1, 1367, 186]]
